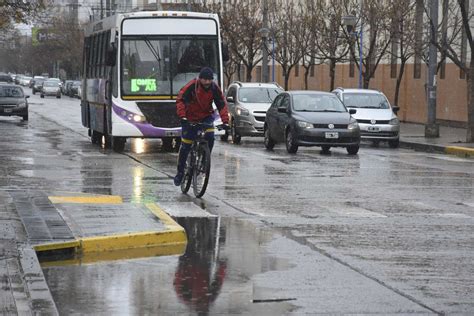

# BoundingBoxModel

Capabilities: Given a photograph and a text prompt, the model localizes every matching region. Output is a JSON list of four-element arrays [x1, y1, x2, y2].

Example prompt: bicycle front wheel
[[192, 143, 211, 198], [180, 154, 193, 194]]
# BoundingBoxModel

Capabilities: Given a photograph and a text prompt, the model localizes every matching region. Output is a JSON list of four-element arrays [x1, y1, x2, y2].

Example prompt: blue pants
[[177, 117, 215, 174]]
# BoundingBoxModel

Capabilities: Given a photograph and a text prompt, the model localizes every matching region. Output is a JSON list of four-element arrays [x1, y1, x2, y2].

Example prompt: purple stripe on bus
[[112, 102, 181, 137]]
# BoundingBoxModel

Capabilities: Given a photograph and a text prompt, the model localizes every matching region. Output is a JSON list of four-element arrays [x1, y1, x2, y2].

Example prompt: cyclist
[[174, 67, 230, 186]]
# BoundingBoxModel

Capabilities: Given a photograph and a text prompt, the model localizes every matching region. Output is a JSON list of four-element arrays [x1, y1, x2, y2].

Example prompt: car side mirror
[[349, 108, 356, 115], [226, 96, 234, 103], [392, 106, 400, 114], [277, 106, 287, 113]]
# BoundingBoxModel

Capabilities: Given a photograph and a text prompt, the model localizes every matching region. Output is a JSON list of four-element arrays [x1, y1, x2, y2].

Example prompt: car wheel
[[321, 145, 331, 154], [22, 114, 28, 121], [57, 95, 61, 99], [285, 129, 298, 153], [40, 94, 44, 98], [264, 126, 275, 150], [32, 90, 35, 95], [91, 131, 102, 145], [388, 138, 400, 148], [112, 136, 126, 152], [347, 145, 359, 155], [231, 121, 241, 145]]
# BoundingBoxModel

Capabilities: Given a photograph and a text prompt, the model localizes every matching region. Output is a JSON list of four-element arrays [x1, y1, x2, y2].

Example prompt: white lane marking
[[331, 206, 387, 218], [463, 202, 474, 208], [437, 213, 471, 219]]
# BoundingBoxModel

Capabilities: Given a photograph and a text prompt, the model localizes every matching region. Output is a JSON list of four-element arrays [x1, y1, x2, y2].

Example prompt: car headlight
[[348, 119, 359, 129], [389, 117, 400, 125], [297, 120, 313, 129], [236, 106, 249, 116]]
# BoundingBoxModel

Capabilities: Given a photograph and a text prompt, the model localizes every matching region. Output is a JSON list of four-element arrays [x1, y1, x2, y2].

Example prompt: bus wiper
[[143, 36, 161, 63]]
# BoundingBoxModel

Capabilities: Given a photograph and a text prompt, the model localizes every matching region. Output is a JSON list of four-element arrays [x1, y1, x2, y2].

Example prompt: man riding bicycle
[[174, 67, 230, 186]]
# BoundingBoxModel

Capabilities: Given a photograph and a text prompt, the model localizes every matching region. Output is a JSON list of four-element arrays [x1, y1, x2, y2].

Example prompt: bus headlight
[[133, 114, 146, 122]]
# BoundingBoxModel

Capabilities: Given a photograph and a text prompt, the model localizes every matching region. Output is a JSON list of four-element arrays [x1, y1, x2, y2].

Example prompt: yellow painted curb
[[49, 195, 123, 204], [34, 240, 80, 252], [34, 203, 187, 260], [445, 146, 474, 157], [80, 229, 187, 253]]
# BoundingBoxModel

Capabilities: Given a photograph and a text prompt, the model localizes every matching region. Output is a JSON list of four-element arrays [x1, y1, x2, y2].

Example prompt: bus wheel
[[162, 138, 173, 152], [91, 131, 102, 145], [112, 137, 126, 152]]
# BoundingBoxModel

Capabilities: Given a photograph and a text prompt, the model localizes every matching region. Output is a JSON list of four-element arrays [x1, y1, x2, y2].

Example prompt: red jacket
[[176, 79, 229, 124]]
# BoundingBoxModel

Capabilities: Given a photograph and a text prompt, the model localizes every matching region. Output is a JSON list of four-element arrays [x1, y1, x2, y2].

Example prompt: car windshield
[[343, 93, 390, 109], [238, 87, 283, 103], [44, 81, 59, 87], [292, 94, 346, 112], [0, 86, 24, 97]]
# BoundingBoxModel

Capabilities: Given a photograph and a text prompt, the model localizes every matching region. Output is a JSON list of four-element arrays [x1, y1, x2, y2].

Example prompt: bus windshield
[[121, 37, 219, 97]]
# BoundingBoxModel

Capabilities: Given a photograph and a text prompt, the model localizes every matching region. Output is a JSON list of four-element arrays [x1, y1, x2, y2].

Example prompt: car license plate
[[4, 109, 12, 113], [325, 132, 339, 139], [165, 130, 180, 137], [368, 126, 380, 132]]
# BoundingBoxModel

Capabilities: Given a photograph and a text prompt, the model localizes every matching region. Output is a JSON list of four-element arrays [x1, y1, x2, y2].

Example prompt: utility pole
[[425, 0, 439, 137], [261, 0, 269, 82]]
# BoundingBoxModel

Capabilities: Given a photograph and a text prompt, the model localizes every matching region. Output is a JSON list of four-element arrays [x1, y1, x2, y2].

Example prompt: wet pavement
[[1, 89, 473, 314]]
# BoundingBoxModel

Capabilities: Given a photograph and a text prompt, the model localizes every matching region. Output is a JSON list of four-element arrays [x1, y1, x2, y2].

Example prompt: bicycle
[[180, 123, 226, 198]]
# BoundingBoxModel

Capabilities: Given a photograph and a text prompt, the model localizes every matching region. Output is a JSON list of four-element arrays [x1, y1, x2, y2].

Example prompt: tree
[[311, 0, 350, 91], [346, 0, 394, 89], [0, 0, 49, 30], [389, 0, 418, 107], [426, 0, 474, 142], [269, 0, 308, 90]]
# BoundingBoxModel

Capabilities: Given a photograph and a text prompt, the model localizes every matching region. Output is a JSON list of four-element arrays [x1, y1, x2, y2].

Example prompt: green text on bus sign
[[131, 79, 157, 92]]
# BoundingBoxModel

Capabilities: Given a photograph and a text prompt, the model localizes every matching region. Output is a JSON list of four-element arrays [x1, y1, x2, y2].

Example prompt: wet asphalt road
[[2, 89, 473, 314]]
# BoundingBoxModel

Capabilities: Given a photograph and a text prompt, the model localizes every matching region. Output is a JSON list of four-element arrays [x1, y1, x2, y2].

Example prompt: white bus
[[82, 11, 227, 152]]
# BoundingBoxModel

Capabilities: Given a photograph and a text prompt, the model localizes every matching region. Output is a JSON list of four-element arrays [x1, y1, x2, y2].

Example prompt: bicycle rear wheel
[[180, 154, 193, 194], [193, 143, 211, 198]]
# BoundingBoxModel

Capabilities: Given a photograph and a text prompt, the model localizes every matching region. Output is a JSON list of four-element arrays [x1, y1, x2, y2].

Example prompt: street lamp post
[[343, 13, 363, 89], [258, 27, 270, 83]]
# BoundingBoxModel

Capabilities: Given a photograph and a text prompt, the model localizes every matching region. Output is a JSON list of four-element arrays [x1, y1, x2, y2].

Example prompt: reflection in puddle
[[42, 217, 294, 315]]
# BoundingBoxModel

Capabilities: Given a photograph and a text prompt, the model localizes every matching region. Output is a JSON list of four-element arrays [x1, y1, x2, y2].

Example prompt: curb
[[33, 203, 187, 259], [400, 140, 473, 158]]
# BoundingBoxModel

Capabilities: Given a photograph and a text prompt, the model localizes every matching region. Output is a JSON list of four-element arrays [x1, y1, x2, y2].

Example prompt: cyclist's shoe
[[173, 172, 184, 186]]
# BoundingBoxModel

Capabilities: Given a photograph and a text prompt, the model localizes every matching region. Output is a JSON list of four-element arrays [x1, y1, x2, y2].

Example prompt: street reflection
[[131, 138, 146, 154], [174, 217, 227, 316], [132, 167, 144, 203]]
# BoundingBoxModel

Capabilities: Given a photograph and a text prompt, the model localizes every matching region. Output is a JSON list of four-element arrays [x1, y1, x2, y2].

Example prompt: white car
[[332, 88, 400, 148]]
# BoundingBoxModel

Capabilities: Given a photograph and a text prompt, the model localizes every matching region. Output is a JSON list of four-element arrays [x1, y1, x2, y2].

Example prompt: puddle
[[41, 217, 294, 315]]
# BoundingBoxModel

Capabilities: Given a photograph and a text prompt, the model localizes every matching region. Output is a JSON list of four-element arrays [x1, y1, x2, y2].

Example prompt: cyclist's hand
[[180, 118, 188, 126]]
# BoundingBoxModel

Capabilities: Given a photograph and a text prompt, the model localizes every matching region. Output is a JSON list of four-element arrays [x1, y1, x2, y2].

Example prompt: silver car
[[41, 80, 61, 98], [225, 82, 283, 144], [332, 88, 400, 148]]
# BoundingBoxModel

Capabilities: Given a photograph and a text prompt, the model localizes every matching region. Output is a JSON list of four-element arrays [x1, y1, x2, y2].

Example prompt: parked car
[[30, 75, 45, 89], [225, 81, 283, 144], [264, 91, 360, 154], [332, 88, 400, 148], [0, 73, 13, 83], [40, 80, 61, 98], [19, 76, 32, 86], [70, 81, 81, 98], [0, 84, 29, 121], [62, 80, 74, 95], [32, 78, 46, 94]]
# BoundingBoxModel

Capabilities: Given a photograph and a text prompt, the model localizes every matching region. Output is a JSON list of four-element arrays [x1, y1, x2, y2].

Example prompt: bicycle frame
[[180, 123, 213, 198]]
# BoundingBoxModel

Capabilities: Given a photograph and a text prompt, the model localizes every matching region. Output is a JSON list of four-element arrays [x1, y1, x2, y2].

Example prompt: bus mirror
[[222, 43, 229, 63], [105, 45, 116, 66]]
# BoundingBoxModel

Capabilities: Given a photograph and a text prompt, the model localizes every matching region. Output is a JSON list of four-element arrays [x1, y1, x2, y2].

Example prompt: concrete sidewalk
[[399, 122, 474, 157], [0, 190, 187, 314]]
